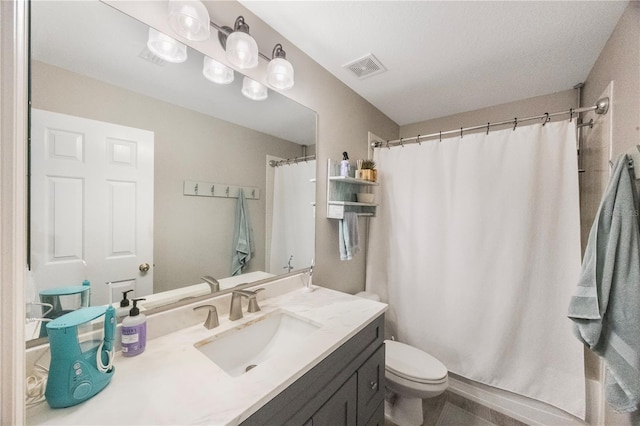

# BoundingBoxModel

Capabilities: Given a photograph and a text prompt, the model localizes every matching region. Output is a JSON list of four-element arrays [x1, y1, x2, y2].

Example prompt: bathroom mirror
[[27, 0, 316, 342]]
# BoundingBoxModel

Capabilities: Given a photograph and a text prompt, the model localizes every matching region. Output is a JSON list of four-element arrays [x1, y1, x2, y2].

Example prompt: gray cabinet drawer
[[357, 344, 385, 425]]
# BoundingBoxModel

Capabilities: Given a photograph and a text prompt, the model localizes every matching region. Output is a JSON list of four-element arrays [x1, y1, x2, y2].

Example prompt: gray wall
[[583, 1, 640, 161], [401, 89, 578, 138], [31, 61, 302, 293]]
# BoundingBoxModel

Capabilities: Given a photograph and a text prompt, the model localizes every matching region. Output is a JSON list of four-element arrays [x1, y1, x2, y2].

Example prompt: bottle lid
[[120, 289, 134, 307], [130, 298, 146, 316]]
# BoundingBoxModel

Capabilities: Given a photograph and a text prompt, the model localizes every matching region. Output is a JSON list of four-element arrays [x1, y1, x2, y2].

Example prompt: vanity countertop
[[26, 286, 387, 425]]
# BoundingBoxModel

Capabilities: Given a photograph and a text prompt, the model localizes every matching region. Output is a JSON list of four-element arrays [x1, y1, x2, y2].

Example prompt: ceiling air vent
[[138, 46, 166, 66], [343, 54, 386, 80]]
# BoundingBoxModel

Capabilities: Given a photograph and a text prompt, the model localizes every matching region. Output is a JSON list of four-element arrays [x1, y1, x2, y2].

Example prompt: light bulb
[[225, 17, 259, 69], [241, 77, 268, 101], [267, 57, 294, 90], [168, 0, 210, 41], [147, 28, 187, 63], [203, 56, 234, 84]]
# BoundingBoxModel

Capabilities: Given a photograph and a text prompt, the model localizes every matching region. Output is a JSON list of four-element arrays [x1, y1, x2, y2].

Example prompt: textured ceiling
[[240, 1, 628, 125]]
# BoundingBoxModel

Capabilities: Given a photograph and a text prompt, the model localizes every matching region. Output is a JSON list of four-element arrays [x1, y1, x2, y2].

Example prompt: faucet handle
[[193, 305, 219, 330]]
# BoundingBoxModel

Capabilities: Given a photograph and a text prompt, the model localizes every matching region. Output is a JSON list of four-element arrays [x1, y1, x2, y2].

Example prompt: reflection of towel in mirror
[[339, 212, 360, 261], [568, 154, 640, 413], [231, 190, 254, 276]]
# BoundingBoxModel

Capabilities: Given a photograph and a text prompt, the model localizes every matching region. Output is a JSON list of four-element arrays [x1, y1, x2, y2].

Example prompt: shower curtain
[[269, 160, 316, 274], [366, 121, 586, 419]]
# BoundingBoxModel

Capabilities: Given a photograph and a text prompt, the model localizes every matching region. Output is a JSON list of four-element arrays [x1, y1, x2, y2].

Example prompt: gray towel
[[339, 212, 360, 261], [568, 154, 640, 413], [231, 190, 254, 276]]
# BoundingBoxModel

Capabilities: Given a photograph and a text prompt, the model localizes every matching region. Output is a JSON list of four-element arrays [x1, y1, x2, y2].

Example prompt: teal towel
[[231, 191, 254, 276], [568, 154, 640, 413], [339, 212, 360, 261]]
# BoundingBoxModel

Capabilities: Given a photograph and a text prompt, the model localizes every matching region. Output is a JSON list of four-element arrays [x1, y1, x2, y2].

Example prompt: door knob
[[139, 263, 150, 272]]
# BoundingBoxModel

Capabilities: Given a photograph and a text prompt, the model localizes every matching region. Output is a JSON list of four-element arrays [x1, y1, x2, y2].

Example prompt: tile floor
[[386, 390, 528, 426]]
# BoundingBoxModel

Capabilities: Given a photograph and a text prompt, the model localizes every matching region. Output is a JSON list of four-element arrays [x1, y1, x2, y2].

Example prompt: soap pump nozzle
[[120, 289, 134, 307], [129, 298, 146, 316]]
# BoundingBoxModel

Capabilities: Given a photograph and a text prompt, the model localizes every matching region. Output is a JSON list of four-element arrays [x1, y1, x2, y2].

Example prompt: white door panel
[[31, 109, 154, 305]]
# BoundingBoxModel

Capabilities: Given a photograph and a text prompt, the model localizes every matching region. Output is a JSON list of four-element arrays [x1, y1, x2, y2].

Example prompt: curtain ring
[[439, 131, 442, 142], [486, 122, 490, 135], [400, 137, 404, 148], [543, 112, 550, 125], [569, 108, 573, 123], [460, 127, 463, 139], [386, 140, 390, 150], [513, 118, 518, 131], [417, 135, 421, 146]]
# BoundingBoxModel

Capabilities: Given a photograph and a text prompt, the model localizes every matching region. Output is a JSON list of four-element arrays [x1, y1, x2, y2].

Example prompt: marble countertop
[[27, 285, 387, 425]]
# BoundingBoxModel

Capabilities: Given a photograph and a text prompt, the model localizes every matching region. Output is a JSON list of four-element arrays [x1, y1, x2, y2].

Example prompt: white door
[[30, 109, 154, 306]]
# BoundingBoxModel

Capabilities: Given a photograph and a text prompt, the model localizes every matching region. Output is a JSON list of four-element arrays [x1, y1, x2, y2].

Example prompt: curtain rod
[[269, 154, 316, 167], [372, 97, 610, 149]]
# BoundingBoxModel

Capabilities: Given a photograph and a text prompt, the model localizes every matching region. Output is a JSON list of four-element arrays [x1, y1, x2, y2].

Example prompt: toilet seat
[[385, 340, 448, 384]]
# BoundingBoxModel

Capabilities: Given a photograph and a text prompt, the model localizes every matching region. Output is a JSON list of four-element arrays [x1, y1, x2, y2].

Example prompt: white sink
[[195, 310, 321, 377]]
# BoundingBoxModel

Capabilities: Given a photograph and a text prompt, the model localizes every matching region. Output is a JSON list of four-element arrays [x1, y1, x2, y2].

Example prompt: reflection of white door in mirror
[[30, 109, 154, 306]]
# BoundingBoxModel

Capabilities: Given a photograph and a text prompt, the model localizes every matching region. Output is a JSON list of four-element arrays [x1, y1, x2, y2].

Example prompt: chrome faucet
[[201, 275, 220, 293], [283, 255, 294, 273], [193, 305, 219, 329], [229, 288, 265, 321]]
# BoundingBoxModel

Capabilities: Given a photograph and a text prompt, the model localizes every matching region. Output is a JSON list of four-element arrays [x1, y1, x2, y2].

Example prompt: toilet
[[356, 292, 449, 426]]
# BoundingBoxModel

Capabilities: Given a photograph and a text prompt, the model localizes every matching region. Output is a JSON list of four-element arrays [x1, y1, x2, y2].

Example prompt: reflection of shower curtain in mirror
[[269, 161, 316, 274]]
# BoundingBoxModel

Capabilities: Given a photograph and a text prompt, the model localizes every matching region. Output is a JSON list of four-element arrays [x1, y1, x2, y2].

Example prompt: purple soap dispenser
[[121, 298, 146, 357]]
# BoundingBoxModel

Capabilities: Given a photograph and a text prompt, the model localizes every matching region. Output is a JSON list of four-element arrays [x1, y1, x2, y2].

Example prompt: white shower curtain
[[366, 121, 586, 419], [269, 160, 316, 274]]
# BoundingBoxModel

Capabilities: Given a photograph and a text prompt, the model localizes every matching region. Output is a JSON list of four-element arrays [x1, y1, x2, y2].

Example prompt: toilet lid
[[385, 340, 448, 384]]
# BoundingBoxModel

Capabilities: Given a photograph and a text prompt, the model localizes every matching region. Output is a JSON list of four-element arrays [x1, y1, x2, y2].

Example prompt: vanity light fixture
[[241, 77, 268, 101], [167, 0, 211, 41], [203, 56, 234, 84], [267, 44, 294, 90], [147, 28, 187, 63], [159, 8, 295, 100], [224, 16, 259, 69]]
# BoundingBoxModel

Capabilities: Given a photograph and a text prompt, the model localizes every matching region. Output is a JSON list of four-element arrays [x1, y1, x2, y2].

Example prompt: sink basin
[[195, 311, 321, 377]]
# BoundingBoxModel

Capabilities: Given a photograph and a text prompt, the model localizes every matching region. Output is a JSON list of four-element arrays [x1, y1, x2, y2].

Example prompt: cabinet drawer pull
[[370, 381, 377, 390]]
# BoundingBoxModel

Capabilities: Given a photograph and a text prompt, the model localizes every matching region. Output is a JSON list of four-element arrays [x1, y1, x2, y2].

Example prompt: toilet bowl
[[356, 292, 449, 426], [385, 339, 449, 425]]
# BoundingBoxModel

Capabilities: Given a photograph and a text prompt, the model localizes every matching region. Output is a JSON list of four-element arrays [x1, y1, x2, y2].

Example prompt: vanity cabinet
[[326, 159, 378, 219], [241, 314, 385, 426]]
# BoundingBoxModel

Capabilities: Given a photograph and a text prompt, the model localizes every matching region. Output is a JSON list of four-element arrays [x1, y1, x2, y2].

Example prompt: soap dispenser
[[121, 298, 146, 357], [116, 289, 133, 317], [340, 151, 350, 177]]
